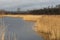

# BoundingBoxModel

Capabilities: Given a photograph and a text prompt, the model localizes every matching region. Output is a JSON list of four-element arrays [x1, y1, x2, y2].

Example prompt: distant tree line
[[29, 4, 60, 15], [30, 7, 60, 15], [0, 4, 60, 15]]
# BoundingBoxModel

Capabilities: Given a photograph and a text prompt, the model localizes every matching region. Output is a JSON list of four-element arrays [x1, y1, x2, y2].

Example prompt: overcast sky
[[0, 0, 60, 11]]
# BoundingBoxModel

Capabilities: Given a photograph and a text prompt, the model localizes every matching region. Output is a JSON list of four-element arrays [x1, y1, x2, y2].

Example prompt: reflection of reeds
[[14, 32, 16, 40], [0, 17, 7, 40], [1, 30, 17, 40], [2, 32, 5, 40], [12, 32, 16, 40], [0, 16, 17, 40]]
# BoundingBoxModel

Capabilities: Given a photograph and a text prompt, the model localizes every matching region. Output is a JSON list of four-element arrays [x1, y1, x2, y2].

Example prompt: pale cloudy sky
[[0, 0, 60, 11]]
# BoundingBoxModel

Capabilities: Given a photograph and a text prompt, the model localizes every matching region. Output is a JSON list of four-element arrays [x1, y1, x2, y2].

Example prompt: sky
[[0, 0, 60, 11]]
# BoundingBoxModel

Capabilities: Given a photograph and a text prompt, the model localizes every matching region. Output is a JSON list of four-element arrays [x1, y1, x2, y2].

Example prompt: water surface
[[0, 17, 43, 40]]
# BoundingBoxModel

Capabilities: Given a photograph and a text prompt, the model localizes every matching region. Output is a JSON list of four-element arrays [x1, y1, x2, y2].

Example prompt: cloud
[[0, 0, 60, 11]]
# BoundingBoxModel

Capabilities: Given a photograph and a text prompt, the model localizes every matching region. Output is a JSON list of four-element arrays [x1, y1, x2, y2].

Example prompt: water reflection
[[0, 17, 43, 40]]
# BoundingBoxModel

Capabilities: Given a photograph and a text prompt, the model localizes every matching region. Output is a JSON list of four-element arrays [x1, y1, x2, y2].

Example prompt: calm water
[[0, 17, 43, 40]]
